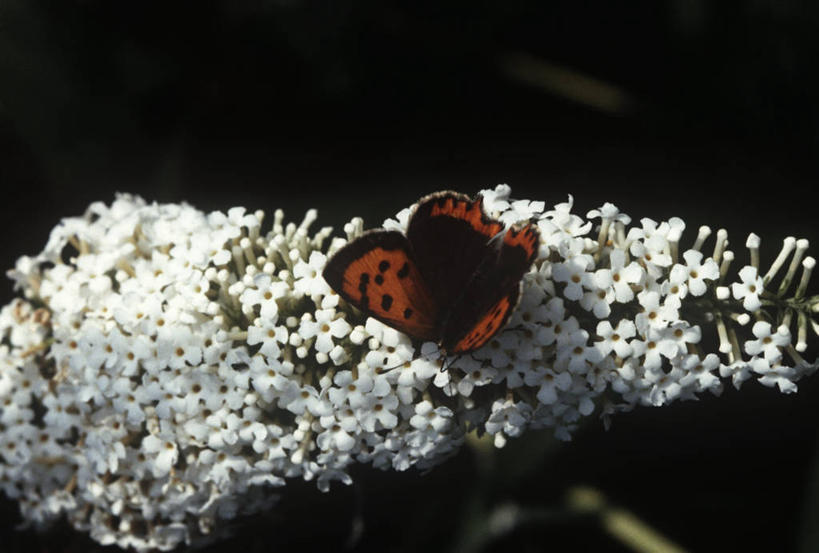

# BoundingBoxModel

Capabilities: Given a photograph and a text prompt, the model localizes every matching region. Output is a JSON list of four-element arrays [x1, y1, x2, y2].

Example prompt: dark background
[[2, 1, 819, 551]]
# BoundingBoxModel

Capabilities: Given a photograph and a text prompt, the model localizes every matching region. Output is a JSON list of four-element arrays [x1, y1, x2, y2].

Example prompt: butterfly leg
[[500, 324, 533, 338], [440, 353, 463, 373], [466, 351, 498, 372]]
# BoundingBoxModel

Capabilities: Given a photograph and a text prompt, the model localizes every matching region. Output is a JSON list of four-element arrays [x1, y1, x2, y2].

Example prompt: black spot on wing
[[358, 273, 370, 308], [397, 262, 410, 279], [381, 294, 393, 311], [375, 274, 384, 285], [403, 308, 413, 319], [378, 260, 390, 272]]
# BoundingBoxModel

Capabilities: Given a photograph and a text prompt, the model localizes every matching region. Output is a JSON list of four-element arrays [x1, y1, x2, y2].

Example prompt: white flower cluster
[[1, 187, 817, 551]]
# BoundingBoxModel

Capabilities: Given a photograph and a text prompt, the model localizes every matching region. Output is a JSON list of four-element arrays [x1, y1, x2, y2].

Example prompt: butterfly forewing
[[407, 192, 504, 307], [502, 222, 541, 257], [322, 230, 439, 341]]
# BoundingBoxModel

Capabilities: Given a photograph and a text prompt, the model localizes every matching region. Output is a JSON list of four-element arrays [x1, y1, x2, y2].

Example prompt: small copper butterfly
[[322, 191, 540, 357]]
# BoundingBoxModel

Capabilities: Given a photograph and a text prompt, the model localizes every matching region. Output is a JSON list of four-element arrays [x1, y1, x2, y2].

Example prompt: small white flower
[[299, 309, 352, 355], [731, 265, 764, 312], [533, 298, 571, 346], [240, 273, 287, 321], [744, 321, 791, 363], [455, 357, 498, 396], [409, 401, 454, 433], [664, 322, 702, 356], [111, 389, 146, 426], [480, 184, 513, 216], [645, 367, 684, 406], [247, 323, 288, 358], [587, 202, 631, 225], [485, 398, 532, 447], [357, 393, 399, 431], [552, 256, 594, 301], [595, 319, 636, 358], [329, 370, 375, 408], [635, 290, 679, 334], [750, 357, 797, 393], [677, 353, 721, 393], [628, 218, 674, 277], [156, 325, 203, 370], [282, 384, 329, 417], [473, 332, 519, 369], [141, 435, 178, 477], [293, 251, 332, 299], [365, 327, 415, 369], [670, 250, 719, 297], [316, 419, 357, 452], [636, 327, 680, 371], [660, 265, 688, 306], [607, 249, 643, 303], [556, 329, 603, 374], [719, 360, 753, 389], [396, 345, 440, 388], [538, 200, 592, 254], [579, 268, 615, 318], [383, 206, 414, 232], [523, 366, 572, 404], [499, 198, 545, 225]]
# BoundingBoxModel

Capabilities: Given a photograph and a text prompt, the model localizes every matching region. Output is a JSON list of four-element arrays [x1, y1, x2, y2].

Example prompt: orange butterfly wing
[[441, 220, 540, 354], [449, 291, 517, 353], [427, 193, 504, 239], [322, 230, 439, 341], [323, 192, 541, 357]]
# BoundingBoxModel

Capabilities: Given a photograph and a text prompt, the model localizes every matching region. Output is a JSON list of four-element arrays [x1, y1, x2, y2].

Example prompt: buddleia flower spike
[[0, 186, 816, 550]]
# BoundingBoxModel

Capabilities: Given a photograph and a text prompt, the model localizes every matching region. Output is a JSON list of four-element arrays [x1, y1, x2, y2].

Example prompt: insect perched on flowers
[[322, 191, 540, 357]]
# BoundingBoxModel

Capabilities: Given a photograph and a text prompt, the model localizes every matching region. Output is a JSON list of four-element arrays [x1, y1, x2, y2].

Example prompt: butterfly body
[[323, 192, 540, 356]]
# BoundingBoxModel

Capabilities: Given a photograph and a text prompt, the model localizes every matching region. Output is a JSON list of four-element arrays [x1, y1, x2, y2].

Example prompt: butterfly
[[322, 191, 541, 360]]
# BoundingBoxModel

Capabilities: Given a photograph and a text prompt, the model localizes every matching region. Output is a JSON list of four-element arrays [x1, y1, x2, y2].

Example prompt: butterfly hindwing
[[442, 221, 540, 353], [322, 230, 439, 341], [448, 288, 520, 353]]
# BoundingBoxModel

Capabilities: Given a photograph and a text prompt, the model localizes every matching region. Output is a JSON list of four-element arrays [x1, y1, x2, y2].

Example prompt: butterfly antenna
[[503, 324, 531, 336], [380, 361, 406, 373]]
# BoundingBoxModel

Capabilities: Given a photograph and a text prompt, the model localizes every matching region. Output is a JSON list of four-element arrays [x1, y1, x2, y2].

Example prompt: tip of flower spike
[[746, 233, 761, 249], [691, 225, 711, 251], [302, 208, 318, 226], [666, 217, 685, 243]]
